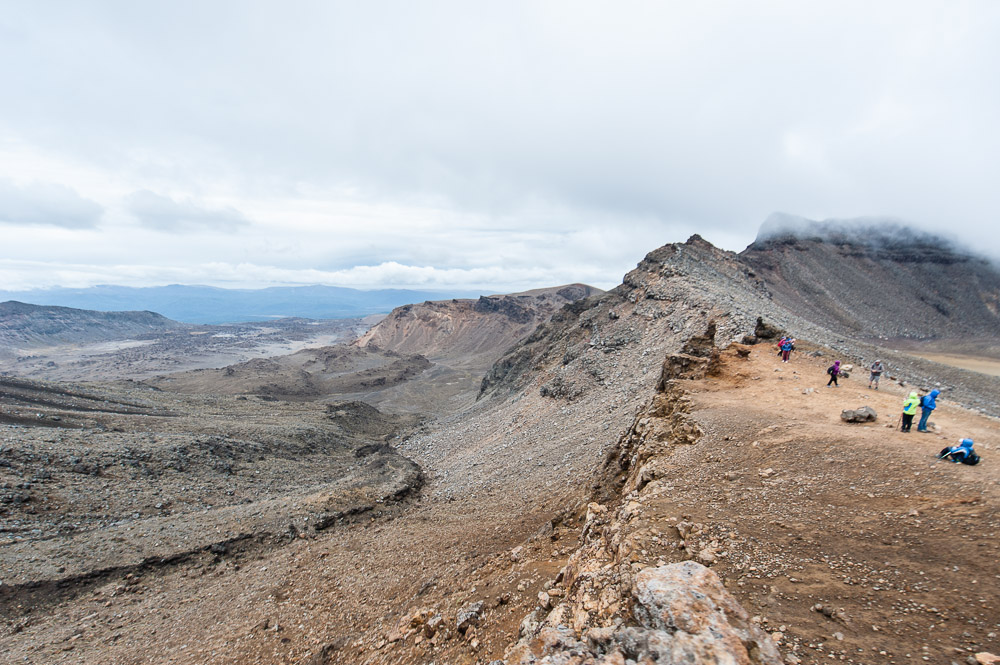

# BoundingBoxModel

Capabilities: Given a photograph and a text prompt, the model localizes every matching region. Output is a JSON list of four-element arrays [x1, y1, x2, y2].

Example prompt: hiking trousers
[[917, 407, 933, 431], [901, 413, 914, 431], [827, 374, 838, 386]]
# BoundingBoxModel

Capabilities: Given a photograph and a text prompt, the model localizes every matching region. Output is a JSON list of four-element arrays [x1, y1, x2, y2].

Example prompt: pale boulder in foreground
[[509, 561, 781, 665]]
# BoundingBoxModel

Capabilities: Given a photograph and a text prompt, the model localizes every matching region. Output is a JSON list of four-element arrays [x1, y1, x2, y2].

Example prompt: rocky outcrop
[[473, 295, 535, 324], [506, 562, 781, 665], [503, 331, 781, 664], [357, 285, 601, 363], [480, 237, 772, 400]]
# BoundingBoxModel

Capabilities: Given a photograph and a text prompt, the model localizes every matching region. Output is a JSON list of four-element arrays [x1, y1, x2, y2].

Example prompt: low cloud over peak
[[752, 212, 975, 257]]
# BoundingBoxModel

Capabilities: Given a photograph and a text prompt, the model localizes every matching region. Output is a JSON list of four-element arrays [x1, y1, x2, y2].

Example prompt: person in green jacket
[[900, 391, 920, 432]]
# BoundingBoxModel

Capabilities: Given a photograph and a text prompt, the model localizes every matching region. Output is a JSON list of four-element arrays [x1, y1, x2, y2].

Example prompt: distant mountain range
[[0, 284, 484, 324]]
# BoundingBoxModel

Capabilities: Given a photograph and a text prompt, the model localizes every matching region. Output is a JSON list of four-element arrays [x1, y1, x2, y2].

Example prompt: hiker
[[900, 391, 919, 432], [826, 360, 841, 386], [937, 438, 979, 465], [780, 337, 793, 363], [868, 359, 885, 389], [916, 389, 941, 432]]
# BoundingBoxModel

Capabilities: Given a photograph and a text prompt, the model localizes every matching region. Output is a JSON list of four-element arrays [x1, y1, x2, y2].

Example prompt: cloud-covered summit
[[752, 212, 973, 257]]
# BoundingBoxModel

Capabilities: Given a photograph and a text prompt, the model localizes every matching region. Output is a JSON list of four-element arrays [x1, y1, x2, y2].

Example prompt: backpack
[[827, 365, 836, 375], [919, 394, 928, 407], [938, 447, 980, 465]]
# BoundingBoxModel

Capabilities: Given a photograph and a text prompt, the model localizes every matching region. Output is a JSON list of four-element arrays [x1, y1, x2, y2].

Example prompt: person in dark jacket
[[917, 389, 940, 432], [826, 360, 841, 387]]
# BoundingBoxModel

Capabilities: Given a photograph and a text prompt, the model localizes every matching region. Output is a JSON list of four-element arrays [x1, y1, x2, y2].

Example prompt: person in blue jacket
[[938, 438, 977, 464], [780, 338, 793, 363], [916, 389, 940, 432]]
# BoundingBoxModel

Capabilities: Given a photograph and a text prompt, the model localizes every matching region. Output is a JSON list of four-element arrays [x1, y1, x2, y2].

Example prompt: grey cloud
[[125, 190, 250, 232], [1, 2, 998, 266], [0, 179, 103, 229], [755, 212, 967, 252]]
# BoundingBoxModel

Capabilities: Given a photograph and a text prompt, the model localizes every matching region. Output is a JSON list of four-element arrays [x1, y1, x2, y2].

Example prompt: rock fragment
[[841, 406, 877, 423]]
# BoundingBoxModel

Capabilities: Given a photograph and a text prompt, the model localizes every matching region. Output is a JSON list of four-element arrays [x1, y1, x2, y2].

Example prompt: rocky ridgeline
[[480, 237, 769, 401], [502, 329, 781, 664], [356, 284, 601, 362], [479, 232, 1000, 416], [0, 300, 185, 348]]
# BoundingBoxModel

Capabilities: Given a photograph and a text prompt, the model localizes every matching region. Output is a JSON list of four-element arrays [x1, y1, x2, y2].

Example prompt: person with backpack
[[900, 391, 920, 432], [916, 389, 941, 432], [780, 338, 793, 363], [937, 438, 979, 465], [826, 360, 841, 386], [868, 359, 885, 389]]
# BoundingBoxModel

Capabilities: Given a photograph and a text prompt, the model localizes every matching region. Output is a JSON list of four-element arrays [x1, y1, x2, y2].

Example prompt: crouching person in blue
[[917, 389, 940, 432], [938, 438, 980, 465]]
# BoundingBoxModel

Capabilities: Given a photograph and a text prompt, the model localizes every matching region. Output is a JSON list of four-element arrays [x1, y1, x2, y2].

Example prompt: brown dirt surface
[[635, 346, 1000, 664], [3, 341, 997, 665]]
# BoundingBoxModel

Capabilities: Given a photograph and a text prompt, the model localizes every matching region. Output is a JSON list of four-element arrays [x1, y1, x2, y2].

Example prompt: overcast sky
[[1, 1, 998, 292]]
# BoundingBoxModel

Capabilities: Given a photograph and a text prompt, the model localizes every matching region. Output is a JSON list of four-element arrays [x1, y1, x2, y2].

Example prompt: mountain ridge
[[0, 300, 185, 348], [356, 283, 602, 364], [0, 284, 484, 324]]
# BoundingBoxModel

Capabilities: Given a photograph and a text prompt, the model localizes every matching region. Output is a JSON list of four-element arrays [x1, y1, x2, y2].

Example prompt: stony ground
[[2, 340, 997, 665], [625, 347, 1000, 664]]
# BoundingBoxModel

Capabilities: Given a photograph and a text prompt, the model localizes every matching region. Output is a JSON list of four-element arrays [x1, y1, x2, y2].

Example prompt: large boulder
[[631, 562, 782, 663], [506, 561, 782, 664], [841, 406, 877, 423]]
